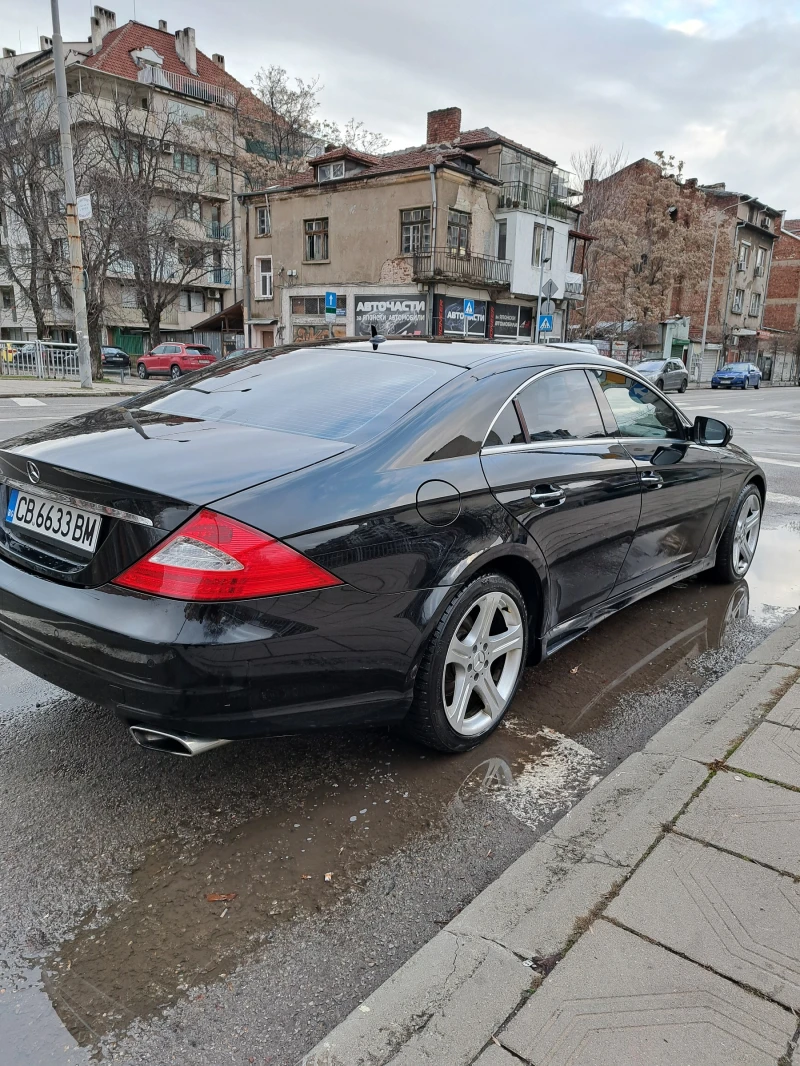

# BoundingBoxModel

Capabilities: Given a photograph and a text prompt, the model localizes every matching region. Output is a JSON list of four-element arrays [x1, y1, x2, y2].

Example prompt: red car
[[136, 343, 217, 381]]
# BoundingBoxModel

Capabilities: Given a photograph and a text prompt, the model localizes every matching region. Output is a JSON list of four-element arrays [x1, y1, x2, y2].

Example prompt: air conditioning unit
[[209, 289, 221, 299], [736, 262, 746, 272], [162, 141, 174, 154]]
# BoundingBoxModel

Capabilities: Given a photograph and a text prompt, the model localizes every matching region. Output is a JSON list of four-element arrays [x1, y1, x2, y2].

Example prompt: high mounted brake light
[[112, 509, 341, 601]]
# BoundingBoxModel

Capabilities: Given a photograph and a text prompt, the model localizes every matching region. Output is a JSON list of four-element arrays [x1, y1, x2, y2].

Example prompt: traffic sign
[[540, 299, 555, 315], [538, 314, 554, 333], [542, 279, 558, 298], [463, 298, 475, 318], [76, 194, 92, 221], [325, 291, 337, 317]]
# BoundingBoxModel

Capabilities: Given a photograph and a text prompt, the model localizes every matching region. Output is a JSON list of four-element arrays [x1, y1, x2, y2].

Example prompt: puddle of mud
[[10, 528, 799, 1060]]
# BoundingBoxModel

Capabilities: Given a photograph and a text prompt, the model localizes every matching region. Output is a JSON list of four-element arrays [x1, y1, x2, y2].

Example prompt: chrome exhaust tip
[[129, 725, 232, 757]]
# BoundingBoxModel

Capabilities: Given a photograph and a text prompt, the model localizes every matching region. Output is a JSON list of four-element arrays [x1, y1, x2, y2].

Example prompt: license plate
[[6, 489, 102, 555]]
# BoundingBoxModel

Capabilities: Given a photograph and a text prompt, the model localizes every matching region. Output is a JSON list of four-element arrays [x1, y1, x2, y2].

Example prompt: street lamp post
[[50, 0, 92, 388], [697, 195, 757, 382]]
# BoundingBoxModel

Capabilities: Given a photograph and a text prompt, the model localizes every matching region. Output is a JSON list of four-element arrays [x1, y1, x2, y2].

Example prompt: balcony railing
[[205, 221, 231, 240], [412, 249, 511, 288], [137, 66, 236, 109], [498, 182, 576, 223], [207, 268, 232, 286]]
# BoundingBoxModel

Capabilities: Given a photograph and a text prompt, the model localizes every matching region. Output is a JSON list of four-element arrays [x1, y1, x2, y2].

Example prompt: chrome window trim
[[480, 362, 691, 451], [2, 478, 154, 527], [482, 437, 612, 455]]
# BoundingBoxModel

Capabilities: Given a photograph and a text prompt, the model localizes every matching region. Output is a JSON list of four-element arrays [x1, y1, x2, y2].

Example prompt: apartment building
[[764, 219, 800, 333], [241, 107, 586, 347], [0, 8, 273, 352]]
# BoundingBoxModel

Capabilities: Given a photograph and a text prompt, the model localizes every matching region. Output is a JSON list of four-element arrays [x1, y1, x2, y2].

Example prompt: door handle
[[640, 472, 663, 489], [530, 485, 566, 506]]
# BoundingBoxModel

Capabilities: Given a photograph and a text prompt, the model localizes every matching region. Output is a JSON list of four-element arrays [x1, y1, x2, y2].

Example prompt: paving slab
[[471, 1046, 520, 1066], [730, 720, 800, 789], [677, 770, 800, 875], [643, 663, 795, 763], [500, 921, 794, 1066], [747, 610, 800, 667], [607, 833, 800, 1009], [767, 683, 800, 729], [303, 930, 532, 1066]]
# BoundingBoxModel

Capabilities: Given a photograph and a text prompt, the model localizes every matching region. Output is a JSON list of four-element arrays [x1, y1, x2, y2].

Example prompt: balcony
[[412, 249, 510, 288], [137, 66, 236, 109], [205, 221, 231, 240], [498, 182, 576, 223]]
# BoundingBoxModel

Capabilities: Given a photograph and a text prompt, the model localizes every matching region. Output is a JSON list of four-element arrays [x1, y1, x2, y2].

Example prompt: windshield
[[636, 361, 664, 373], [724, 363, 750, 371], [141, 347, 460, 444]]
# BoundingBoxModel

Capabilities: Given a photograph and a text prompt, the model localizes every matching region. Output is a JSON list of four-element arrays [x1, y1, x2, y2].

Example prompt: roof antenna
[[369, 324, 386, 352]]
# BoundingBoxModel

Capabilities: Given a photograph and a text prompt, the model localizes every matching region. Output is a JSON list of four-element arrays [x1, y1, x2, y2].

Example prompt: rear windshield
[[141, 347, 460, 443], [185, 346, 213, 355]]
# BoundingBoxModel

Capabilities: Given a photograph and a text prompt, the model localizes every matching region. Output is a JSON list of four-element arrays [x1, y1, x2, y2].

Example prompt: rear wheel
[[405, 573, 528, 752], [137, 363, 148, 379], [170, 364, 182, 380], [755, 380, 760, 390], [713, 484, 762, 582]]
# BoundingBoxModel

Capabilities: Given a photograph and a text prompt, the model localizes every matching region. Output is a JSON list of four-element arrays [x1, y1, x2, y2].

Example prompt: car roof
[[312, 339, 625, 373]]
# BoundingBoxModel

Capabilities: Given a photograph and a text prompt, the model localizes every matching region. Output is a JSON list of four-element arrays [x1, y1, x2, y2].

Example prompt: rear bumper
[[0, 557, 424, 737]]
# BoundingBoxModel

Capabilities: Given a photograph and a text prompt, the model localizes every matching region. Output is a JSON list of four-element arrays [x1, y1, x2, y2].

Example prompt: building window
[[732, 288, 745, 313], [749, 292, 761, 316], [755, 246, 767, 275], [737, 241, 750, 269], [121, 286, 138, 308], [532, 224, 554, 267], [1, 288, 14, 311], [497, 219, 507, 261], [304, 218, 329, 261], [446, 210, 470, 255], [291, 295, 346, 315], [255, 256, 273, 299], [173, 151, 200, 173], [401, 208, 431, 254], [256, 205, 271, 237], [48, 189, 65, 215], [208, 159, 219, 177], [44, 140, 61, 166], [52, 237, 69, 260], [317, 161, 345, 182], [179, 290, 205, 313]]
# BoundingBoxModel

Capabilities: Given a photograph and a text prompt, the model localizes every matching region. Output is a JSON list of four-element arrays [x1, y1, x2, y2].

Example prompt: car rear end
[[179, 345, 217, 372]]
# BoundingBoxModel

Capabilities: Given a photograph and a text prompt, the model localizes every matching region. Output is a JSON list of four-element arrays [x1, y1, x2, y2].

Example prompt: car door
[[749, 364, 760, 386], [147, 344, 166, 373], [589, 368, 722, 593], [666, 360, 681, 390], [480, 367, 642, 631]]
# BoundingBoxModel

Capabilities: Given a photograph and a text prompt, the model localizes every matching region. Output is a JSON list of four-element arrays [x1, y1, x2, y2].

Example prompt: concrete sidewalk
[[0, 377, 151, 397], [306, 612, 800, 1066]]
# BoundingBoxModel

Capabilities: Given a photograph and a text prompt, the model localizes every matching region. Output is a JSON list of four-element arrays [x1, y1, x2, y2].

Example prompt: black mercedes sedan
[[0, 341, 765, 755]]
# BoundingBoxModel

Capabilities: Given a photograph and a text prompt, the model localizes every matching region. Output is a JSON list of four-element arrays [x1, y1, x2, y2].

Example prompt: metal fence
[[0, 340, 80, 379]]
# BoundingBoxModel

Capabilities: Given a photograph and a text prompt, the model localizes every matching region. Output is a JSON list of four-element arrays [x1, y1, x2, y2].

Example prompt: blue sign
[[325, 291, 337, 315], [538, 314, 554, 333], [463, 298, 475, 319]]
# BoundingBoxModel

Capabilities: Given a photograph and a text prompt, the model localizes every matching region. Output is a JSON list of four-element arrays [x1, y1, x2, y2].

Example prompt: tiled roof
[[82, 21, 272, 120], [456, 127, 556, 166], [309, 145, 381, 167]]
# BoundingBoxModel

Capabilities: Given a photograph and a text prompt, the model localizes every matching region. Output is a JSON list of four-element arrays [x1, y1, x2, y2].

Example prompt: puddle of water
[[9, 533, 798, 1061]]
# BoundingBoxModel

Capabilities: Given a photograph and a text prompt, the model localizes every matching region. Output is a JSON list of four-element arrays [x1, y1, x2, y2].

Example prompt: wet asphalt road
[[1, 386, 799, 1066]]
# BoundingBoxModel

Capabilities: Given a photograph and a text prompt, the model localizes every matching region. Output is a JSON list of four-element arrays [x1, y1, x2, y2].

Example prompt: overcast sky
[[5, 0, 800, 214]]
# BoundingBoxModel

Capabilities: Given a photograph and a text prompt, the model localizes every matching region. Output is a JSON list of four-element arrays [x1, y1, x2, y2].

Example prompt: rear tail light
[[112, 509, 341, 601]]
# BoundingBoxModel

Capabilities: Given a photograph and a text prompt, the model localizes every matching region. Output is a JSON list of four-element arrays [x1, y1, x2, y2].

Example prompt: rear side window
[[143, 347, 460, 443], [484, 403, 525, 447], [516, 370, 605, 442]]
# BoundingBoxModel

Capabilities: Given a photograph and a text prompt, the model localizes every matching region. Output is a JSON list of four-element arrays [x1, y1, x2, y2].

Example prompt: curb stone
[[302, 611, 799, 1066]]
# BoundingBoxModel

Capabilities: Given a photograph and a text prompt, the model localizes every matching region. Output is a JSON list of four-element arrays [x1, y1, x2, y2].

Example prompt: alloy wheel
[[442, 591, 524, 737], [732, 495, 761, 576]]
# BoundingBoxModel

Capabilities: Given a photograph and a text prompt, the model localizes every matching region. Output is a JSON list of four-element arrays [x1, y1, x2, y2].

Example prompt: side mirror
[[693, 415, 732, 447]]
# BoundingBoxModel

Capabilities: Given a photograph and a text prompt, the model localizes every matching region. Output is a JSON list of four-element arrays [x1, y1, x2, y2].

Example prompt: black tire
[[712, 483, 763, 583], [742, 380, 748, 390], [137, 363, 148, 379], [755, 381, 760, 390], [170, 364, 182, 380], [711, 384, 718, 389], [405, 572, 529, 752], [656, 379, 665, 391], [679, 378, 688, 393]]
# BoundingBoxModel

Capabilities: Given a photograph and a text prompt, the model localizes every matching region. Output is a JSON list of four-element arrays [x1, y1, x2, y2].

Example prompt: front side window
[[446, 210, 470, 255], [256, 205, 271, 236], [732, 287, 745, 313], [749, 292, 761, 316], [256, 256, 273, 299], [516, 370, 606, 442], [305, 218, 329, 261], [592, 370, 683, 440], [401, 207, 431, 254]]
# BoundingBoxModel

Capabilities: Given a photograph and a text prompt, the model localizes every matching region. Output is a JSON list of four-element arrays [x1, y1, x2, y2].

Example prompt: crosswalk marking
[[754, 456, 800, 469], [10, 397, 46, 407]]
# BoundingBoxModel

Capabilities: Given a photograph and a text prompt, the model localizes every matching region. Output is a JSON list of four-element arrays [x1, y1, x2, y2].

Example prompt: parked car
[[711, 362, 762, 390], [136, 343, 216, 380], [101, 346, 131, 370], [223, 347, 264, 360], [634, 358, 689, 393], [0, 341, 764, 757]]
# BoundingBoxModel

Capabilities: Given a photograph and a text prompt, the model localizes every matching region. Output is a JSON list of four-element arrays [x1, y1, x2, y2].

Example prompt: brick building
[[764, 219, 800, 333]]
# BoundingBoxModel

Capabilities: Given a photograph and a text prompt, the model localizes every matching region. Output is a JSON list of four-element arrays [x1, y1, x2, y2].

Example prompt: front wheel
[[742, 379, 748, 390], [656, 379, 665, 391], [713, 484, 762, 582], [170, 364, 182, 380], [405, 573, 528, 752], [137, 363, 148, 379], [755, 381, 760, 390], [679, 379, 688, 393]]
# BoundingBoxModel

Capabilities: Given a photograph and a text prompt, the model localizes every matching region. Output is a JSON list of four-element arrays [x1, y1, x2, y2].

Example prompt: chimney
[[158, 19, 167, 31], [90, 7, 116, 53], [174, 27, 197, 75], [426, 107, 461, 146], [211, 53, 225, 70], [39, 35, 53, 50]]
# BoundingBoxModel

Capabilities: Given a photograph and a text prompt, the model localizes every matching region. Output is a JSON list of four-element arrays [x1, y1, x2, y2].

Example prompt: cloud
[[667, 18, 707, 34]]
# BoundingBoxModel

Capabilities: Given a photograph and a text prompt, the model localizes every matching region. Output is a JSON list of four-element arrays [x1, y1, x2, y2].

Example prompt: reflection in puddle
[[9, 532, 799, 1061]]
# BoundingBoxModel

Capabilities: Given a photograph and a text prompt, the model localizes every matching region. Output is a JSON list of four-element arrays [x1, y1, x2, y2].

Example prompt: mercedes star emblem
[[26, 461, 40, 485]]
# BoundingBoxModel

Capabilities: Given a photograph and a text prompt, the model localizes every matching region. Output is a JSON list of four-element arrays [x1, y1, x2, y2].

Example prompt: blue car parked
[[711, 361, 762, 390]]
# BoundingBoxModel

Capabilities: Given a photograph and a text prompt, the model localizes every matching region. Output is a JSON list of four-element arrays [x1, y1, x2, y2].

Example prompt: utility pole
[[534, 177, 553, 344], [50, 0, 92, 388]]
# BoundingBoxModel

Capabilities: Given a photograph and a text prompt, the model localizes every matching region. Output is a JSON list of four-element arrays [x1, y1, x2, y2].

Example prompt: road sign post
[[538, 314, 554, 334], [325, 291, 336, 339], [462, 298, 475, 339]]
